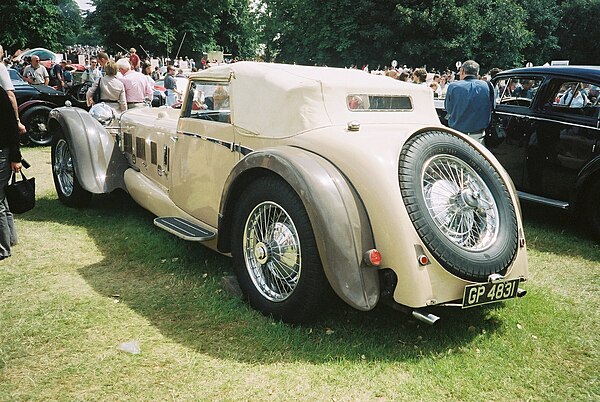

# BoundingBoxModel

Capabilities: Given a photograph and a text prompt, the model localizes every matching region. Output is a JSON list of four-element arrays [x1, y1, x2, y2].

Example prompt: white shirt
[[0, 63, 14, 91], [23, 64, 49, 85]]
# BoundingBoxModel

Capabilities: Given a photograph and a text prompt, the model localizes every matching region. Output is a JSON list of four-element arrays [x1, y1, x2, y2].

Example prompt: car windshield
[[183, 81, 230, 123], [8, 68, 24, 82]]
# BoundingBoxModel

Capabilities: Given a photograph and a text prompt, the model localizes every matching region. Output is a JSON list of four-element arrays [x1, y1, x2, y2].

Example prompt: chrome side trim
[[180, 131, 253, 156], [517, 191, 570, 209]]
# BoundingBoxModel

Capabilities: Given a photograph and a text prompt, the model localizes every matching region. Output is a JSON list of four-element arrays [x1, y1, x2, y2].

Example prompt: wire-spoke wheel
[[232, 176, 329, 323], [399, 131, 518, 282], [243, 201, 301, 302], [54, 139, 75, 197], [422, 155, 499, 251], [51, 128, 92, 207]]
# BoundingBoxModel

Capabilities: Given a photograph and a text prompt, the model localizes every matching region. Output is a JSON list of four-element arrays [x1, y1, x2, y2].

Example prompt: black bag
[[92, 77, 102, 103], [5, 171, 35, 214]]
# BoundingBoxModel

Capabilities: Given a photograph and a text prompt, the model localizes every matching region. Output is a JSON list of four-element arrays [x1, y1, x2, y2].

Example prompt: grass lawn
[[1, 146, 598, 401]]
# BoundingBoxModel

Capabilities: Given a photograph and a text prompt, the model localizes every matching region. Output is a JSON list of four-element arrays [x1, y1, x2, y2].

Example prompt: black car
[[9, 68, 86, 145], [484, 66, 600, 238]]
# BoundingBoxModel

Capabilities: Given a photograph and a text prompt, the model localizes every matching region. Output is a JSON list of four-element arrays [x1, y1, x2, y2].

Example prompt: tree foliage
[[257, 0, 600, 69], [0, 0, 82, 52], [0, 0, 597, 69], [87, 0, 257, 59], [555, 0, 600, 64]]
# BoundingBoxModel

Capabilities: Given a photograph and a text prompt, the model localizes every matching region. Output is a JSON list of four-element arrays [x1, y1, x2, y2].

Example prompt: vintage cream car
[[48, 62, 528, 324]]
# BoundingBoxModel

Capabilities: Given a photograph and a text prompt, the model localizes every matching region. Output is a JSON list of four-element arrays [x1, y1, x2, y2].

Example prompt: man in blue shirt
[[444, 60, 493, 143]]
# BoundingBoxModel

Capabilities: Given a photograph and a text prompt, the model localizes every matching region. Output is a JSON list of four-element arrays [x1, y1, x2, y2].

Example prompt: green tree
[[258, 0, 543, 70], [214, 0, 259, 59], [555, 0, 600, 64], [520, 0, 561, 66], [88, 0, 258, 59], [0, 0, 82, 53]]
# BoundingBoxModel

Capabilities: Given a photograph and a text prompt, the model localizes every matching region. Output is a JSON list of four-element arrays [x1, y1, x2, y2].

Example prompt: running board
[[154, 217, 216, 242], [517, 191, 569, 210]]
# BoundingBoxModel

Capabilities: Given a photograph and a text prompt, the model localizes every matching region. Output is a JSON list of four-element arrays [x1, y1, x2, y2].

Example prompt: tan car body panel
[[219, 147, 380, 310], [49, 62, 528, 313]]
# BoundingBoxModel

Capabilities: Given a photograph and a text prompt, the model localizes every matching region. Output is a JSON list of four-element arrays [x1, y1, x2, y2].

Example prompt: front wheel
[[231, 176, 329, 323], [51, 128, 92, 207], [22, 105, 53, 146]]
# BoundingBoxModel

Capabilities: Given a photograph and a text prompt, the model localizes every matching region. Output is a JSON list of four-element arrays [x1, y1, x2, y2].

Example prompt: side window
[[497, 76, 543, 107], [183, 81, 231, 123], [543, 81, 599, 117], [347, 94, 413, 111]]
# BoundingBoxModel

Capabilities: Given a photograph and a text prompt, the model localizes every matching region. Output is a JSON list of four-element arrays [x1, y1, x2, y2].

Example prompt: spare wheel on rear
[[398, 131, 518, 282]]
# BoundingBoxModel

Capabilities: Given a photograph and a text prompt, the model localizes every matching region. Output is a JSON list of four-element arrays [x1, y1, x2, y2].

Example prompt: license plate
[[462, 278, 521, 308]]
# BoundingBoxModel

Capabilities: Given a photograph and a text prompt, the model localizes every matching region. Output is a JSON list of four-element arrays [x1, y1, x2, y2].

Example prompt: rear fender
[[573, 155, 600, 211], [48, 106, 128, 193], [218, 147, 380, 311]]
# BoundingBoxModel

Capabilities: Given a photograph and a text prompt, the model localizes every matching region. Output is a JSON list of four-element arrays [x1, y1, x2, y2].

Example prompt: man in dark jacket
[[444, 60, 494, 143], [0, 85, 22, 260]]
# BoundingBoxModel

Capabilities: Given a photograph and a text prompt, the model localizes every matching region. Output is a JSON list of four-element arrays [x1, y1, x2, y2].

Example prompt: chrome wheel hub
[[254, 242, 269, 265], [243, 201, 301, 302], [422, 155, 499, 250], [54, 139, 74, 197]]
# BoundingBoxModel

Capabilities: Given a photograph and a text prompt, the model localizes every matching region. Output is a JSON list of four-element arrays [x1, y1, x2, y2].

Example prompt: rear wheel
[[231, 176, 329, 323], [22, 105, 53, 146], [399, 131, 518, 281], [584, 179, 600, 240], [51, 128, 92, 207]]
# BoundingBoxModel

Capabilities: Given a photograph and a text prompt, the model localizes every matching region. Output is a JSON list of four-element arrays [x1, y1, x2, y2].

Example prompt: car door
[[487, 75, 545, 190], [531, 78, 600, 202], [169, 79, 236, 228]]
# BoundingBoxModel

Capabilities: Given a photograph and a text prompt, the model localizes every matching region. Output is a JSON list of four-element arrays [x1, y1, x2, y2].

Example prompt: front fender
[[218, 147, 380, 311], [48, 106, 127, 194], [19, 99, 56, 114]]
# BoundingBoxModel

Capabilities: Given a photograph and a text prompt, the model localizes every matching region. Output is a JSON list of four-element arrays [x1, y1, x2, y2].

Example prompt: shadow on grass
[[20, 195, 512, 364], [521, 202, 600, 262]]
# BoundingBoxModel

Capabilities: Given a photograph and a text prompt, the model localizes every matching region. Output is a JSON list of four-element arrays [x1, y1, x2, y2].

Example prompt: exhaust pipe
[[412, 311, 440, 325], [517, 288, 527, 298]]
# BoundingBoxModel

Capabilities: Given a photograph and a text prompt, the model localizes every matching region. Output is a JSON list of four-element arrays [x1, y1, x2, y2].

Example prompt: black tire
[[69, 82, 91, 103], [51, 127, 92, 207], [398, 131, 518, 282], [584, 179, 600, 241], [231, 176, 329, 323], [22, 105, 53, 146]]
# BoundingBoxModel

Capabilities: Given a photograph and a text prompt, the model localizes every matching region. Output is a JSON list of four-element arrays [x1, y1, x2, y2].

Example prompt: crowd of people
[[1, 44, 223, 96], [0, 42, 503, 262], [346, 61, 496, 143], [352, 63, 501, 101]]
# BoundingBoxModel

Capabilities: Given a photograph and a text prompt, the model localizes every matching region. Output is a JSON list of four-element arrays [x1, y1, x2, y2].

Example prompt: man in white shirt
[[23, 55, 49, 85]]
